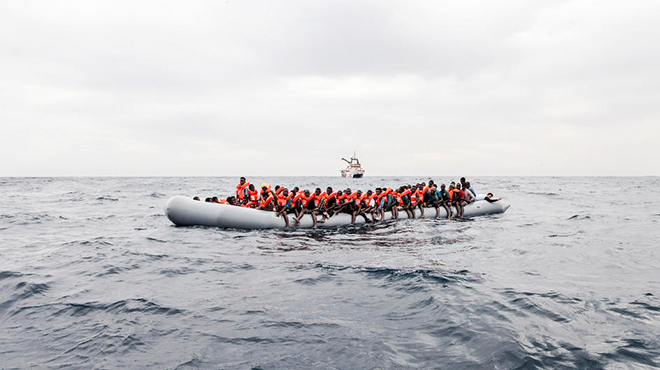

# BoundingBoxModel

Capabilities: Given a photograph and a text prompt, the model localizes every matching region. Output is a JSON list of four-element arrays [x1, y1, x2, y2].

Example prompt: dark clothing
[[440, 189, 451, 201], [484, 196, 499, 203]]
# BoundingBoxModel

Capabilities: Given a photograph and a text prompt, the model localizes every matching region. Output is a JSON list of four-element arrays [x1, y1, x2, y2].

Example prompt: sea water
[[1, 176, 659, 369]]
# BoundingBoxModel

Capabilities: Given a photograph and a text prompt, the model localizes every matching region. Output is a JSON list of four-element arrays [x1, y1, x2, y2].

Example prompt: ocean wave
[[10, 298, 184, 319]]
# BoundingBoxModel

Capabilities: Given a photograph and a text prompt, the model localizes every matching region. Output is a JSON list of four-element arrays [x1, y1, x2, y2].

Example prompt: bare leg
[[311, 211, 319, 229], [442, 202, 451, 219], [293, 208, 304, 225]]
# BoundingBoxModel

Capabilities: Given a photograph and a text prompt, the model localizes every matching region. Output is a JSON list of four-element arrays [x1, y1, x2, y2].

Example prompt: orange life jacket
[[236, 182, 250, 200], [395, 193, 404, 206], [220, 198, 228, 204], [248, 189, 259, 202], [324, 192, 338, 205], [260, 195, 274, 208]]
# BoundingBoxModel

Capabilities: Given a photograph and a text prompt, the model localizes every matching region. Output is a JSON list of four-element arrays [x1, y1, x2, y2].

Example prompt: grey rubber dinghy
[[165, 195, 511, 229]]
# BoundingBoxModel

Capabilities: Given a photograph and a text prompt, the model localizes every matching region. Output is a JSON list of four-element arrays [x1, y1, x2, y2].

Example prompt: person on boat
[[226, 196, 238, 206], [413, 184, 425, 218], [396, 187, 413, 219], [321, 187, 338, 221], [484, 193, 502, 203], [205, 197, 212, 202], [337, 188, 357, 218], [446, 184, 458, 218], [193, 196, 200, 201], [452, 183, 467, 218], [276, 188, 294, 229], [307, 188, 326, 228], [371, 188, 384, 221], [437, 184, 452, 219], [463, 184, 476, 204], [236, 177, 250, 201], [247, 184, 259, 204], [261, 183, 277, 200], [288, 188, 303, 224], [460, 177, 466, 189], [258, 191, 275, 211], [212, 196, 220, 204], [465, 181, 476, 197], [351, 190, 371, 225], [360, 190, 375, 218], [292, 190, 314, 225], [387, 189, 399, 220]]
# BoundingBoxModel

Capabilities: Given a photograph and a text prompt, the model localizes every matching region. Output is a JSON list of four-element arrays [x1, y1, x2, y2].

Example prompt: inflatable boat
[[164, 195, 510, 229]]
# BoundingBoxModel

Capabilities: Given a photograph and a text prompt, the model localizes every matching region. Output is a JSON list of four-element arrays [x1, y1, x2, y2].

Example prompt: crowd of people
[[194, 177, 502, 229]]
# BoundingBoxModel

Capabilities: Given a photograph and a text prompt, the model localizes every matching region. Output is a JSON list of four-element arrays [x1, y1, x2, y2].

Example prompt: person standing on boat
[[236, 177, 250, 201]]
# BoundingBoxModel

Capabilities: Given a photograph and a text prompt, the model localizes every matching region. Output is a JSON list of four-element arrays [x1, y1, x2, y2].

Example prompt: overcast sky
[[1, 0, 658, 176]]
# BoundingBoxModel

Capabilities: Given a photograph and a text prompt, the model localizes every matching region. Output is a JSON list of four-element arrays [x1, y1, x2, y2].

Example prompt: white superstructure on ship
[[341, 152, 365, 178]]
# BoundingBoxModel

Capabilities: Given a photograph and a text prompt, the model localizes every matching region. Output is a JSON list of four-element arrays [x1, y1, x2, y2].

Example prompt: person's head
[[240, 177, 246, 184], [367, 190, 373, 196], [326, 186, 333, 193], [456, 183, 462, 190], [429, 180, 434, 186], [212, 196, 219, 203], [450, 181, 455, 186], [441, 184, 446, 190], [418, 184, 423, 190], [345, 188, 352, 195], [261, 183, 268, 191], [431, 184, 437, 190], [242, 197, 249, 204], [227, 196, 237, 205], [356, 190, 362, 197], [248, 184, 255, 190], [304, 189, 310, 196], [460, 177, 466, 183], [487, 192, 493, 197], [315, 188, 321, 195], [375, 188, 382, 195], [293, 186, 299, 193], [282, 189, 289, 197], [337, 190, 343, 196], [193, 196, 200, 201], [275, 185, 280, 192], [205, 197, 211, 202], [466, 182, 471, 188], [448, 184, 454, 190], [421, 182, 426, 187]]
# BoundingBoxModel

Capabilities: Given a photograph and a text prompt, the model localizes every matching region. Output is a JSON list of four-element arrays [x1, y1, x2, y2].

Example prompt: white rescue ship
[[341, 152, 365, 178]]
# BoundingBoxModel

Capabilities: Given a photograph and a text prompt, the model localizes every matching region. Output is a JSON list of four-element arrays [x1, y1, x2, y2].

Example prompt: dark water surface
[[1, 176, 659, 369]]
